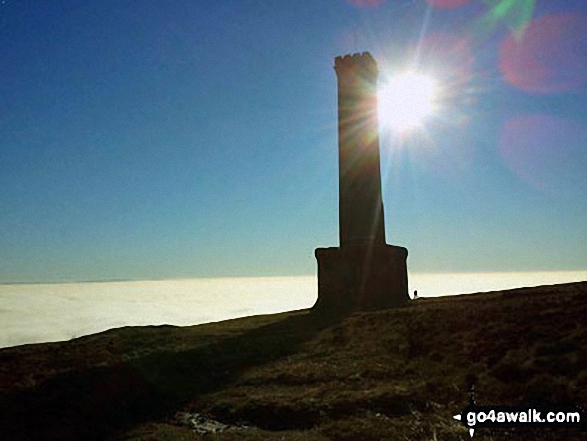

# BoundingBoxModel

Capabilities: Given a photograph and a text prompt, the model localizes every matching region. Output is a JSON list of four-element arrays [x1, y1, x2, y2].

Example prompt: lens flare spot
[[500, 115, 587, 197], [379, 33, 475, 135], [378, 72, 438, 135], [500, 13, 587, 93], [483, 0, 535, 37]]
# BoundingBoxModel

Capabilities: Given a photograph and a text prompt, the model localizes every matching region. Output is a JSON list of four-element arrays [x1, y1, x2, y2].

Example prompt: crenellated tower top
[[334, 52, 378, 77]]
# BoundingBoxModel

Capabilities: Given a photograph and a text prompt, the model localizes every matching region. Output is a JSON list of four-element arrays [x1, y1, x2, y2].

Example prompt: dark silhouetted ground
[[1, 281, 586, 440]]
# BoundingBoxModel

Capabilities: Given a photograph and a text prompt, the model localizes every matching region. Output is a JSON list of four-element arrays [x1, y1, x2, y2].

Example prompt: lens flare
[[500, 12, 587, 93], [378, 32, 475, 136], [411, 32, 475, 107], [499, 115, 587, 197], [483, 0, 535, 36], [378, 71, 438, 135]]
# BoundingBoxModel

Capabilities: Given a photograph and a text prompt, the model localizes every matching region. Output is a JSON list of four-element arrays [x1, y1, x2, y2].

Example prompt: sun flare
[[378, 71, 439, 135]]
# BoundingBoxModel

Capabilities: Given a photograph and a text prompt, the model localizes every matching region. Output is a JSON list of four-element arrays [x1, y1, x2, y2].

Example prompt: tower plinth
[[314, 52, 409, 313]]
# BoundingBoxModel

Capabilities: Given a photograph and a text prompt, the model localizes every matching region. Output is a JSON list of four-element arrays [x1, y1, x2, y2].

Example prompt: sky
[[1, 0, 586, 283]]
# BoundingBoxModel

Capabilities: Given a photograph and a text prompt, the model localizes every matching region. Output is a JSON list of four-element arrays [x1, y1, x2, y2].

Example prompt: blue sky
[[1, 0, 586, 282]]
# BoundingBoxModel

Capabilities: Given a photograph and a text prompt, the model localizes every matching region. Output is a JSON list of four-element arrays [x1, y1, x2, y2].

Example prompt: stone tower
[[314, 52, 409, 313], [336, 52, 386, 247]]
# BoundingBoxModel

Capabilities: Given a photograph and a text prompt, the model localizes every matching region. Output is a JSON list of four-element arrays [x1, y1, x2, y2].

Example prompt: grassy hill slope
[[1, 281, 586, 440]]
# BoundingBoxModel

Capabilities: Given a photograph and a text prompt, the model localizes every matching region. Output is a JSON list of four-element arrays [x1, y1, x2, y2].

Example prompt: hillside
[[1, 281, 586, 440]]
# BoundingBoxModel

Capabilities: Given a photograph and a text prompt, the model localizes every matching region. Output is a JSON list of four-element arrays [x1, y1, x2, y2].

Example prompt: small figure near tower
[[314, 52, 409, 313]]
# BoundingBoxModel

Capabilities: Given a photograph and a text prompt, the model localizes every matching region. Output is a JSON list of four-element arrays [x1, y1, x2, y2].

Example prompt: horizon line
[[1, 269, 586, 286]]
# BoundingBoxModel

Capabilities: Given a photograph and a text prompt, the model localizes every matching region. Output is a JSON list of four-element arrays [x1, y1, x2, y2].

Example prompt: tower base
[[314, 244, 409, 313]]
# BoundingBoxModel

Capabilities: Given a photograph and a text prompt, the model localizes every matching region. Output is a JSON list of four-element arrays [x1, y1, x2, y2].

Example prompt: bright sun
[[378, 71, 438, 135]]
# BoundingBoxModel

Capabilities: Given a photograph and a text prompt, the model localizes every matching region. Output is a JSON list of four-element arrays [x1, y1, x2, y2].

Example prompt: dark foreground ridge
[[1, 281, 586, 440]]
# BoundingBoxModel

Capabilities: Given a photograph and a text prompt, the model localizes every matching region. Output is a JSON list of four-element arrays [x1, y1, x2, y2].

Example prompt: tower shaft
[[335, 53, 386, 247]]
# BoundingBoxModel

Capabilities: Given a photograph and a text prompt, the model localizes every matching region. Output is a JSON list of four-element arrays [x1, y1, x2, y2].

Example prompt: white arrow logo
[[453, 414, 474, 437]]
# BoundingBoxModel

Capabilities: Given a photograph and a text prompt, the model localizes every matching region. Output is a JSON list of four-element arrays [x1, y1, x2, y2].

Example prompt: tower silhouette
[[314, 52, 409, 313]]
